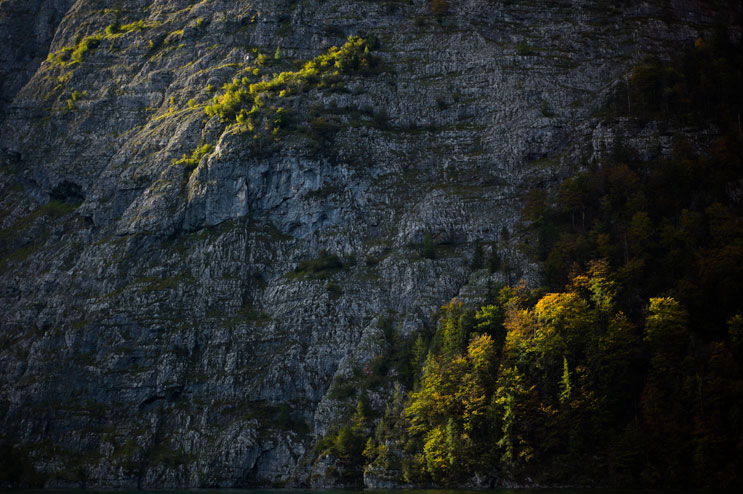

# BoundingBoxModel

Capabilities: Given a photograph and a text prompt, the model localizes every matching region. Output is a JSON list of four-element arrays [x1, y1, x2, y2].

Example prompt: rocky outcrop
[[0, 0, 738, 488]]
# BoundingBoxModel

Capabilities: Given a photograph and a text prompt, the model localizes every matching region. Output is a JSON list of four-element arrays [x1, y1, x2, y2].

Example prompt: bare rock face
[[0, 0, 737, 488], [0, 0, 76, 117]]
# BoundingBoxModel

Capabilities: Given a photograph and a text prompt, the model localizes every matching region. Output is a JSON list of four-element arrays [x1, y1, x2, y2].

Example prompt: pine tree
[[560, 356, 572, 405], [488, 246, 501, 274], [352, 397, 368, 435], [472, 240, 484, 269], [422, 232, 435, 259], [363, 437, 377, 463]]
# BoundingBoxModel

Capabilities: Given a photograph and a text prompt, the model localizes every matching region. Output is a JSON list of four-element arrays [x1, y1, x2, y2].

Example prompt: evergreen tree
[[422, 232, 435, 259], [560, 356, 572, 406], [488, 246, 501, 274], [472, 240, 484, 269]]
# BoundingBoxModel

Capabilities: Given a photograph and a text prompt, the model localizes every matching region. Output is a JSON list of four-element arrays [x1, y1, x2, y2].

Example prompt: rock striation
[[0, 0, 739, 488]]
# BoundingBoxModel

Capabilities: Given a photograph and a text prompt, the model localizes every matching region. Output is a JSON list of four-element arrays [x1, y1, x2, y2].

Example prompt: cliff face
[[0, 0, 737, 488]]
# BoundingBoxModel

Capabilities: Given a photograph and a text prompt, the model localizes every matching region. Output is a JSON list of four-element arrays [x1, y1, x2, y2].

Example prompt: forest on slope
[[314, 33, 743, 488]]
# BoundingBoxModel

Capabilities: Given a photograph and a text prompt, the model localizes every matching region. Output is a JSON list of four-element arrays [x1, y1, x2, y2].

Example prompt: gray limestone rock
[[0, 0, 739, 488]]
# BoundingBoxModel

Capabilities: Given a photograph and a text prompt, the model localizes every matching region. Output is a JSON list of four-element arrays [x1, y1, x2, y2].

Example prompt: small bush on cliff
[[171, 143, 214, 176], [431, 0, 449, 18], [289, 250, 343, 279], [206, 36, 379, 124], [421, 233, 435, 259], [48, 34, 101, 65]]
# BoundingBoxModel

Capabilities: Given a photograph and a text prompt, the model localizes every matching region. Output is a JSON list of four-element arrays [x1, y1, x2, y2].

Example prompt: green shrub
[[48, 18, 158, 67], [70, 35, 102, 63], [326, 282, 342, 298], [202, 36, 381, 155], [309, 116, 338, 139], [431, 0, 449, 17], [205, 36, 380, 127], [517, 40, 536, 56], [472, 240, 484, 269], [290, 250, 343, 279], [48, 34, 101, 65], [487, 246, 501, 274], [372, 109, 389, 129], [329, 379, 356, 400], [171, 143, 214, 175], [421, 233, 435, 259]]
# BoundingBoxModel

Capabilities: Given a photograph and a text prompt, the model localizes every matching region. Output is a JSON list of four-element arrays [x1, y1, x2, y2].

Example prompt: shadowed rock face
[[0, 0, 738, 488], [0, 0, 77, 120]]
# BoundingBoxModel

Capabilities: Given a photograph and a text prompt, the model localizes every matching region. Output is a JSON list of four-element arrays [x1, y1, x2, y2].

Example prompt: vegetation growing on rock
[[205, 36, 381, 147], [316, 33, 743, 489], [1, 0, 742, 490]]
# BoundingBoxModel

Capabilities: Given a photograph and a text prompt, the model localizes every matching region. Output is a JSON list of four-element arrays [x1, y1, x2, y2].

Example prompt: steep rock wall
[[0, 0, 738, 487]]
